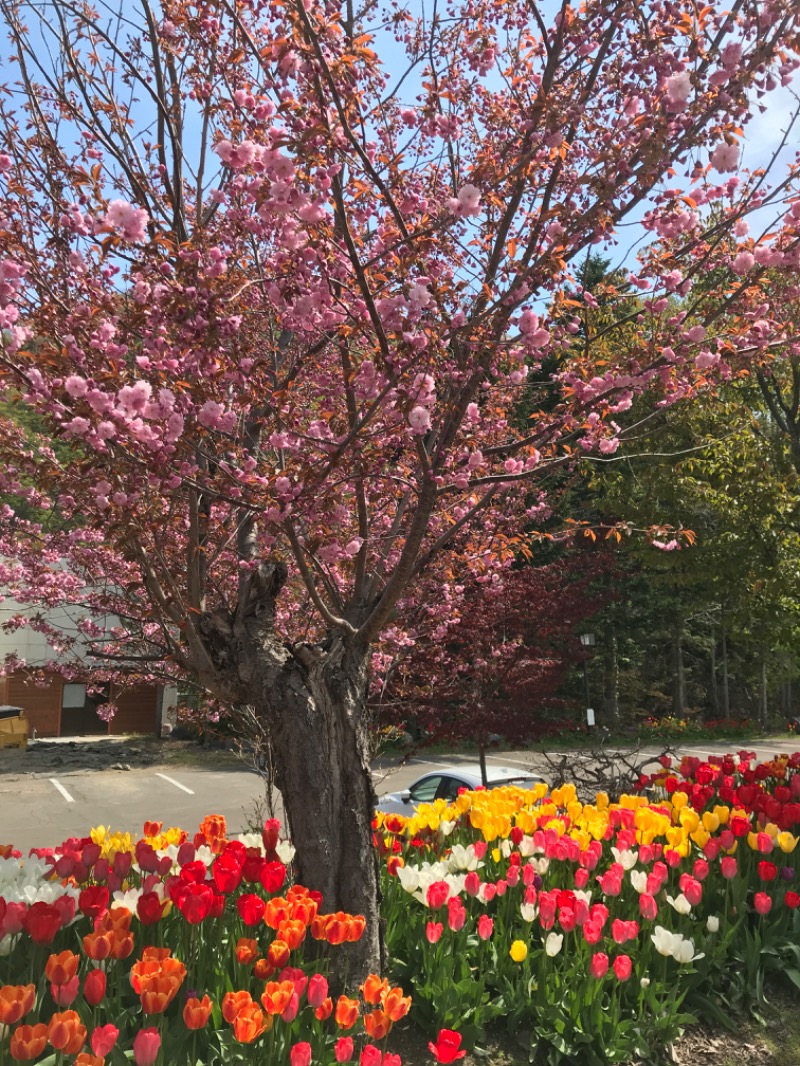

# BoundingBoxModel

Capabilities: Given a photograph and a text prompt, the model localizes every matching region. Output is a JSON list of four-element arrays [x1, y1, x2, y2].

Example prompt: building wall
[[2, 673, 161, 737], [109, 684, 159, 736], [6, 673, 63, 737]]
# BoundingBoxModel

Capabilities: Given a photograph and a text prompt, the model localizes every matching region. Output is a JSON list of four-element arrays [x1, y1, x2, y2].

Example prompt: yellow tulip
[[778, 832, 798, 854], [510, 940, 528, 963]]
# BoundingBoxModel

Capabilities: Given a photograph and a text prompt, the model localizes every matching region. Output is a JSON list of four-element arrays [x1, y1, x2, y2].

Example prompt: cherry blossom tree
[[0, 0, 799, 974]]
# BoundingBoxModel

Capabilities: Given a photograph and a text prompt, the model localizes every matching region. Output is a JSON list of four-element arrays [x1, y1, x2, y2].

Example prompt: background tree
[[376, 553, 608, 776], [0, 0, 799, 975]]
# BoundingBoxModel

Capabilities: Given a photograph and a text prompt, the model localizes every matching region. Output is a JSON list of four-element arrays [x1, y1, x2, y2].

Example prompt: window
[[62, 684, 87, 709], [437, 776, 469, 802], [408, 775, 442, 803]]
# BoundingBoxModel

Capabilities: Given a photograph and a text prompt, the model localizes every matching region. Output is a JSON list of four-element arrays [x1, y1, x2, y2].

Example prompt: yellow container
[[0, 710, 28, 749]]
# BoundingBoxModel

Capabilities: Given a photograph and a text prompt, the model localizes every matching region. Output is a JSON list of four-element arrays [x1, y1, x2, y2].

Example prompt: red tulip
[[335, 1037, 354, 1062], [720, 856, 738, 879], [477, 915, 493, 940], [429, 1029, 467, 1063], [137, 892, 169, 926], [360, 1045, 382, 1066], [133, 1028, 161, 1066], [290, 1041, 312, 1066], [754, 892, 772, 916], [785, 891, 800, 909], [176, 883, 214, 924], [83, 969, 107, 1007], [91, 1024, 119, 1057], [50, 975, 80, 1007], [758, 861, 778, 882], [589, 952, 609, 979], [260, 861, 287, 894], [237, 893, 266, 926], [426, 881, 450, 910], [613, 955, 632, 981], [23, 902, 62, 945], [307, 974, 329, 1009], [425, 921, 443, 944], [212, 854, 243, 894]]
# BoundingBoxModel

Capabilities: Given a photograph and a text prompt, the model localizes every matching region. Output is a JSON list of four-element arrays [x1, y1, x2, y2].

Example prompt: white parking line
[[49, 778, 74, 803], [155, 772, 195, 795]]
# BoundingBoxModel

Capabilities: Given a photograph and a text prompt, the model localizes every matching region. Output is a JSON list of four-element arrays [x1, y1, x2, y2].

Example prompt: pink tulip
[[589, 952, 609, 979], [133, 1028, 161, 1066], [613, 955, 632, 981]]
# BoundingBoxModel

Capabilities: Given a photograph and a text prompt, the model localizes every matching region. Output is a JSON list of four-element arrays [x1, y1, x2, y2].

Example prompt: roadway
[[1, 737, 798, 850]]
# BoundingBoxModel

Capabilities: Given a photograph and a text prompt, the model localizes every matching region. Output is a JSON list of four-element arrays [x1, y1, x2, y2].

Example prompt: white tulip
[[275, 840, 296, 864], [666, 893, 692, 915], [545, 932, 564, 957], [706, 915, 720, 933], [651, 926, 676, 957], [612, 847, 639, 871], [520, 903, 538, 923], [629, 870, 648, 894]]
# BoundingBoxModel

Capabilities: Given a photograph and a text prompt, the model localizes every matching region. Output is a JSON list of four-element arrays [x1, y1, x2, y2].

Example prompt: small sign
[[586, 707, 595, 727]]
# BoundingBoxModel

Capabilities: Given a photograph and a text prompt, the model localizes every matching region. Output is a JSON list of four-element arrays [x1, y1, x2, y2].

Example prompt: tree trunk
[[672, 621, 685, 717], [269, 650, 382, 982], [721, 622, 730, 721], [760, 647, 768, 729], [609, 628, 620, 729], [710, 626, 719, 718], [478, 737, 488, 787], [194, 563, 382, 982]]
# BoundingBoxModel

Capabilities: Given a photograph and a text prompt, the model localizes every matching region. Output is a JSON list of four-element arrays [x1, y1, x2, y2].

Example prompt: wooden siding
[[109, 685, 158, 735], [6, 674, 61, 737], [1, 675, 159, 736]]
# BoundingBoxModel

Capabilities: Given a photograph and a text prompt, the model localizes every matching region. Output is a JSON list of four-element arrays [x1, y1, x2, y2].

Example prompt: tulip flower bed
[[0, 816, 410, 1066], [376, 750, 800, 1064], [3, 752, 800, 1066]]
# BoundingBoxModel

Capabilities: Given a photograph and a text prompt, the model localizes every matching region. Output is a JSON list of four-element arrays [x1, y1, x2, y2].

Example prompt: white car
[[376, 763, 544, 816]]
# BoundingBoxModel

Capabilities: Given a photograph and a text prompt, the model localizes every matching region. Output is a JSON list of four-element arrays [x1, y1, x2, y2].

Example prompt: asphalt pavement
[[1, 736, 798, 850]]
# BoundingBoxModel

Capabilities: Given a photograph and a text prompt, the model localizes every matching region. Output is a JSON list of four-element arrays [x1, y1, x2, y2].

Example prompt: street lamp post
[[580, 632, 596, 727]]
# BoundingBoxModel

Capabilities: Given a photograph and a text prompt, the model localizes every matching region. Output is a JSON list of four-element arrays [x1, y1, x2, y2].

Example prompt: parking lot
[[2, 736, 800, 849]]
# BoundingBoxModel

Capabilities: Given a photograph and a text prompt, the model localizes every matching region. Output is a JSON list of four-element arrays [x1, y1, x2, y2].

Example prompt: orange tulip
[[362, 974, 389, 1006], [140, 946, 172, 963], [82, 931, 112, 961], [140, 974, 183, 1015], [384, 986, 412, 1022], [183, 994, 213, 1030], [9, 1023, 48, 1061], [261, 980, 295, 1015], [264, 897, 291, 929], [277, 918, 306, 950], [131, 954, 186, 996], [235, 937, 259, 965], [363, 1009, 392, 1040], [45, 950, 80, 986], [267, 939, 290, 969], [314, 997, 332, 1021], [347, 915, 366, 942], [75, 1055, 105, 1066], [334, 995, 360, 1030], [253, 959, 275, 981], [109, 931, 135, 960], [232, 1002, 268, 1043], [222, 990, 253, 1024], [48, 1009, 87, 1054], [326, 918, 348, 945], [288, 897, 318, 925], [0, 984, 35, 1025], [143, 820, 163, 837]]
